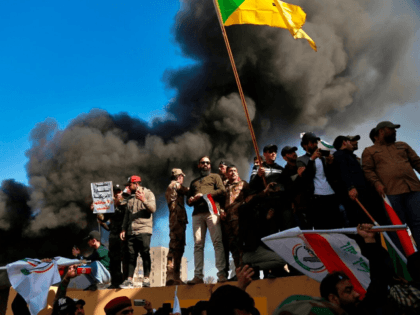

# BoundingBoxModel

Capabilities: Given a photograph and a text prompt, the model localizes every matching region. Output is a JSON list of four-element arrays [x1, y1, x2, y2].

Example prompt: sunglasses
[[200, 161, 211, 165]]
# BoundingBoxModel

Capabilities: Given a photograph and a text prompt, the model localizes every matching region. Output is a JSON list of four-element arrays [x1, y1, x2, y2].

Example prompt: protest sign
[[91, 181, 114, 213]]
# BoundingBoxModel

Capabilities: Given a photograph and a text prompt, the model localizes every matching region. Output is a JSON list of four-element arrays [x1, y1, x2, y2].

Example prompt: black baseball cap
[[333, 136, 350, 150], [84, 230, 101, 242], [301, 132, 320, 144], [52, 297, 76, 315], [346, 135, 360, 141], [375, 121, 400, 132], [281, 146, 298, 157], [263, 144, 278, 153], [113, 184, 122, 192]]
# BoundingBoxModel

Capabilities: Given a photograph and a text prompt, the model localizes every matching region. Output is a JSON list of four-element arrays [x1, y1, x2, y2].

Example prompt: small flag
[[173, 286, 181, 314], [203, 194, 219, 215], [216, 0, 317, 51], [318, 139, 336, 153], [7, 258, 61, 315], [262, 227, 370, 298], [383, 197, 416, 257]]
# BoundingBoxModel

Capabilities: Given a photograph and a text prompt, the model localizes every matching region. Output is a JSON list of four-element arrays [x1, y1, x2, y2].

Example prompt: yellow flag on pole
[[217, 0, 317, 51]]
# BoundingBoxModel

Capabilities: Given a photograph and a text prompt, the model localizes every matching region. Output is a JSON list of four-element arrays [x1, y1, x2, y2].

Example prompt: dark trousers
[[109, 233, 124, 285], [309, 194, 344, 229], [127, 233, 151, 278]]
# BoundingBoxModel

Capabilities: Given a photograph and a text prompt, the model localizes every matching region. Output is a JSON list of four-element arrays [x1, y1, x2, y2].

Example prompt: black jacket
[[333, 149, 367, 196]]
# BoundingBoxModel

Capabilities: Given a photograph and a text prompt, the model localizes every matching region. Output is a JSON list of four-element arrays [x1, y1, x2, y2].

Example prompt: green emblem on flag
[[21, 268, 31, 276]]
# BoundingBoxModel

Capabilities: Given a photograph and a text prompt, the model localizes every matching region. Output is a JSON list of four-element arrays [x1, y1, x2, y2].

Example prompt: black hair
[[192, 301, 209, 315], [226, 164, 237, 172], [369, 128, 377, 144], [198, 156, 211, 164], [207, 285, 255, 315], [320, 272, 350, 300]]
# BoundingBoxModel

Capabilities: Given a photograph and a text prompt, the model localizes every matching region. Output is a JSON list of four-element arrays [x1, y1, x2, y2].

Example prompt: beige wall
[[6, 276, 320, 315]]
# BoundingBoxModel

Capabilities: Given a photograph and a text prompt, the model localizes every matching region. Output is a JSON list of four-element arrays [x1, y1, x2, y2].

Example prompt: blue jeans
[[85, 261, 111, 285], [387, 191, 420, 248]]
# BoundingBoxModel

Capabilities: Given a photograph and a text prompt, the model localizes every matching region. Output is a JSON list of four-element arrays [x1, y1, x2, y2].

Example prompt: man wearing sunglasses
[[187, 156, 227, 284]]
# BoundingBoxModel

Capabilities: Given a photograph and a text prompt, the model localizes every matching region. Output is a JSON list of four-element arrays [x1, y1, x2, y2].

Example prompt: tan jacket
[[362, 141, 420, 195], [122, 187, 156, 235]]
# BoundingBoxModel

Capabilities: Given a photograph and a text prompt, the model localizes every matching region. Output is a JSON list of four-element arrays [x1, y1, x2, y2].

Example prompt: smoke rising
[[0, 0, 418, 263]]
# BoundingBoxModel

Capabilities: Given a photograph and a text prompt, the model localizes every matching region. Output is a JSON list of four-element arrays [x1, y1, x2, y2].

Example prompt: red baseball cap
[[127, 175, 141, 184], [104, 296, 132, 315]]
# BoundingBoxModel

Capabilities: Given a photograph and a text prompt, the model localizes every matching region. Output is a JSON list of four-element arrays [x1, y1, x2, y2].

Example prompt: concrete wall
[[6, 276, 320, 315]]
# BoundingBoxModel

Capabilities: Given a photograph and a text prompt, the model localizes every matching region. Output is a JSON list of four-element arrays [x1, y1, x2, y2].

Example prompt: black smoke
[[0, 0, 418, 268]]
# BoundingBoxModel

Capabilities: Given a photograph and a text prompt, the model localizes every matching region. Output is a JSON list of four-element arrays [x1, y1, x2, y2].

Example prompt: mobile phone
[[320, 149, 330, 157], [134, 299, 146, 307]]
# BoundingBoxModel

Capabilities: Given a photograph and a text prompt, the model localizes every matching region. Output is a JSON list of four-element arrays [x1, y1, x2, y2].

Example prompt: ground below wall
[[6, 276, 320, 315]]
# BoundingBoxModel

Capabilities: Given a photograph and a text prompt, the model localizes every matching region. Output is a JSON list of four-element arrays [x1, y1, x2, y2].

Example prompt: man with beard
[[297, 132, 343, 229], [333, 136, 373, 227], [250, 144, 296, 234], [221, 165, 251, 272], [97, 184, 127, 289], [187, 156, 227, 284], [281, 146, 309, 228], [346, 135, 361, 161], [320, 224, 394, 315], [165, 168, 189, 286], [362, 121, 420, 246]]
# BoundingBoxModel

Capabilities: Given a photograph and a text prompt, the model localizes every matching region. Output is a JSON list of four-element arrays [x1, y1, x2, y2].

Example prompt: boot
[[173, 270, 186, 285], [165, 257, 175, 286]]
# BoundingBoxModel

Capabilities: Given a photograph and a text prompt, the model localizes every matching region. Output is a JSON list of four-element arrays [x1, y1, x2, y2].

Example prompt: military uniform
[[165, 179, 189, 285], [223, 180, 250, 269]]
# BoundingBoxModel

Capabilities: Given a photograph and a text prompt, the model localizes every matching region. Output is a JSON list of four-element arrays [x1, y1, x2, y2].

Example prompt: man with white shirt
[[297, 132, 343, 229]]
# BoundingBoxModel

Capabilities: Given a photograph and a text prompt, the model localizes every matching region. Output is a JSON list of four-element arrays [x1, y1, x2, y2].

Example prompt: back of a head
[[207, 285, 255, 315], [407, 252, 420, 282], [192, 301, 209, 315]]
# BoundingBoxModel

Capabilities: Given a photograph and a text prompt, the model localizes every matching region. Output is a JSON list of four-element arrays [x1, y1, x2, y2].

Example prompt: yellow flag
[[219, 0, 317, 51]]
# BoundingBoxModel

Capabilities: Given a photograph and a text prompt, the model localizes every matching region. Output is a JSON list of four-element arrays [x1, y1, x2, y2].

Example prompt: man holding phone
[[297, 132, 343, 229]]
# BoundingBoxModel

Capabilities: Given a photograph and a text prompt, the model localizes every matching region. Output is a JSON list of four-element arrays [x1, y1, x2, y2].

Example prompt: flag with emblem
[[7, 258, 61, 315], [262, 227, 371, 298], [216, 0, 317, 51]]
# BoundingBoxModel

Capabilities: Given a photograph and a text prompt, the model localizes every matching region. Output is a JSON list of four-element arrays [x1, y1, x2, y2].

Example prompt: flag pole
[[355, 198, 408, 262], [211, 0, 267, 187]]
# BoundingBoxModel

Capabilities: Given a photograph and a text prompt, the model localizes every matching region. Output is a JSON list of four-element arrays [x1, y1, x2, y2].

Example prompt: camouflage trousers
[[167, 222, 186, 279]]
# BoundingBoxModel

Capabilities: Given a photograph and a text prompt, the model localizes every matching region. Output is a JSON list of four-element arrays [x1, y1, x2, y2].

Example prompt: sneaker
[[143, 278, 150, 288], [217, 275, 228, 283], [187, 277, 204, 285], [119, 279, 134, 289]]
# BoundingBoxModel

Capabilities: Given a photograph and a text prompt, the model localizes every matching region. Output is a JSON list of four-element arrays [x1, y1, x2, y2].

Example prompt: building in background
[[133, 246, 188, 287]]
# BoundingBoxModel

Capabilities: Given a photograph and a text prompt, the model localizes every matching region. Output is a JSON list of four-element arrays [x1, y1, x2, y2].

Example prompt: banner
[[91, 181, 114, 214], [7, 258, 61, 315], [262, 227, 370, 298]]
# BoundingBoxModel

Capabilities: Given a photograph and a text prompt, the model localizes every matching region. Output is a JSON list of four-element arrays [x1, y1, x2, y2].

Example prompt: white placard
[[91, 181, 115, 213]]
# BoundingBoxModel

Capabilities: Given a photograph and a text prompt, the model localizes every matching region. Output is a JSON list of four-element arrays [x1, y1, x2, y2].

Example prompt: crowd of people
[[66, 120, 420, 289], [11, 119, 419, 314]]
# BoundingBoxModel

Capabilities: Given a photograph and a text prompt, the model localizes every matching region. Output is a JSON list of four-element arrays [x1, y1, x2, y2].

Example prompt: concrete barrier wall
[[6, 276, 320, 315]]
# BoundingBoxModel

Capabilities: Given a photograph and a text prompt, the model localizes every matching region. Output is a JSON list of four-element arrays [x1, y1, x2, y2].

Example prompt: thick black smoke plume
[[0, 0, 418, 262]]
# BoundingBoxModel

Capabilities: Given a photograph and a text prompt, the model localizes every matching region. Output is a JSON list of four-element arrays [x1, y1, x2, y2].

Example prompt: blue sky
[[0, 0, 189, 184], [1, 0, 420, 281]]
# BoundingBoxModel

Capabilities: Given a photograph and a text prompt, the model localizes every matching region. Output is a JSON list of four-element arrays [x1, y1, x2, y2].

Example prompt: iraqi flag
[[383, 196, 417, 257], [262, 227, 370, 298], [203, 194, 219, 215], [7, 258, 61, 315]]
